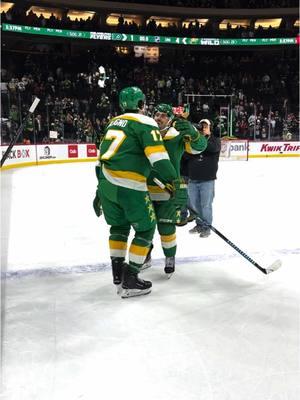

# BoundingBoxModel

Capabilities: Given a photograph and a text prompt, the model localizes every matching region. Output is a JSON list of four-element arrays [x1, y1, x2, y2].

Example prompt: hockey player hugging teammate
[[93, 87, 178, 298], [143, 104, 207, 277]]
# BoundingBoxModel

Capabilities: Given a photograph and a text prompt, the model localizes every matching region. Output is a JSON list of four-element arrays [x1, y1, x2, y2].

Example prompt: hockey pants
[[98, 179, 156, 273]]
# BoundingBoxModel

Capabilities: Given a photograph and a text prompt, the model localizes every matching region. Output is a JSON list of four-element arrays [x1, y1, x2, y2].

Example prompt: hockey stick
[[153, 177, 282, 275], [1, 97, 40, 167]]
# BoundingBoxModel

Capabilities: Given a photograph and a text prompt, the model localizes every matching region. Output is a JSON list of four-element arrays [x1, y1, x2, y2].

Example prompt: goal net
[[220, 139, 249, 161]]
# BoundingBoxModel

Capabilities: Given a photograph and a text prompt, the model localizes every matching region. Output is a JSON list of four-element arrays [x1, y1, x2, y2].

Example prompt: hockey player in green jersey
[[143, 103, 207, 277], [93, 87, 178, 298]]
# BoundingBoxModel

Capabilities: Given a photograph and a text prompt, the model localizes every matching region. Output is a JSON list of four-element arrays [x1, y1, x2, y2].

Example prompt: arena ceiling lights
[[1, 2, 14, 13], [67, 10, 95, 21], [106, 14, 143, 26], [219, 19, 250, 30], [255, 18, 282, 29], [26, 6, 63, 19], [182, 19, 209, 28], [26, 6, 95, 21], [146, 16, 180, 27]]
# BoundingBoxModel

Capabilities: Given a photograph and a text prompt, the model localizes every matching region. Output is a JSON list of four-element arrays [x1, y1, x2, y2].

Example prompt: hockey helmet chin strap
[[160, 117, 173, 133]]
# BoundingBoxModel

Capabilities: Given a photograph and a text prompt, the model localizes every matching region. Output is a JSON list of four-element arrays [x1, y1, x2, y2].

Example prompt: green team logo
[[145, 195, 156, 222]]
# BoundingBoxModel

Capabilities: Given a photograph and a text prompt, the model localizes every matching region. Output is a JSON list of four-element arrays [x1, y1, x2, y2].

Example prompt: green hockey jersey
[[147, 124, 207, 201], [99, 113, 177, 191]]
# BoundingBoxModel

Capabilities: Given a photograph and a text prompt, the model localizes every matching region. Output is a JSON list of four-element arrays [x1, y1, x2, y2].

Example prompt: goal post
[[184, 93, 234, 137], [220, 139, 249, 161]]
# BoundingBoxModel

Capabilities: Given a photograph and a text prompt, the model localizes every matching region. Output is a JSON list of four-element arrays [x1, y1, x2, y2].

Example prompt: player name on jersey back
[[108, 119, 128, 128]]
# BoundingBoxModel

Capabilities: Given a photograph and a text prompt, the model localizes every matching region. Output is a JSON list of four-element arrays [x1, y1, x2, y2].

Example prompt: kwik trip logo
[[2, 148, 30, 159], [260, 143, 300, 152]]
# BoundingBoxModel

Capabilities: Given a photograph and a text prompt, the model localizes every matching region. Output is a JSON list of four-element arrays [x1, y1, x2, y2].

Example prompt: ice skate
[[121, 265, 152, 298], [164, 256, 175, 279], [112, 258, 124, 294]]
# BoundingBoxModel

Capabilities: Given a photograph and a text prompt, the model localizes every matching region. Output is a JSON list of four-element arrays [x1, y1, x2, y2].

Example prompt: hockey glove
[[93, 190, 102, 217], [173, 180, 188, 209], [165, 179, 188, 208], [174, 119, 200, 143]]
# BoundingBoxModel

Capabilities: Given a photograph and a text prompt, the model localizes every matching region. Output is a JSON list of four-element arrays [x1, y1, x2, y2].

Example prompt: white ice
[[1, 158, 300, 400]]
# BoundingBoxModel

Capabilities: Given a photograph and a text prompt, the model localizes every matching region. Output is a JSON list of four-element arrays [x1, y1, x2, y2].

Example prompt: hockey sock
[[158, 223, 177, 258], [109, 225, 130, 259], [128, 227, 155, 273]]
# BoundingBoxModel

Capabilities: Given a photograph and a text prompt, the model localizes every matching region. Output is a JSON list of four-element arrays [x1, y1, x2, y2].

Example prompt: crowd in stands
[[1, 8, 298, 39], [1, 46, 299, 145]]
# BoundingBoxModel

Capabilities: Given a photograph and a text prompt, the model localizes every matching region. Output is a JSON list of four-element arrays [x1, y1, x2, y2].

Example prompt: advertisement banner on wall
[[0, 145, 35, 167], [3, 141, 297, 170], [68, 144, 78, 158], [249, 141, 300, 157], [86, 144, 97, 157], [1, 143, 98, 169], [37, 144, 68, 162], [38, 145, 57, 160]]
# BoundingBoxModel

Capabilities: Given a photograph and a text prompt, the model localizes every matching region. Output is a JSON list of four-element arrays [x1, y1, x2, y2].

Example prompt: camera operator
[[186, 119, 221, 238]]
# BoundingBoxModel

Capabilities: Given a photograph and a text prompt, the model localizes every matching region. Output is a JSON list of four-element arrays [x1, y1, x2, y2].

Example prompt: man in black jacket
[[186, 119, 221, 237]]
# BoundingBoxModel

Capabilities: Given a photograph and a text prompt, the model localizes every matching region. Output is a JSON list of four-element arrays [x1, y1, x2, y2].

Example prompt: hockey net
[[220, 139, 249, 161]]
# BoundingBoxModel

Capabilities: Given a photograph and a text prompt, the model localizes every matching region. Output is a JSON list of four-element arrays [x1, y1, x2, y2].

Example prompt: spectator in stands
[[34, 114, 44, 142], [1, 47, 298, 144], [24, 115, 34, 144]]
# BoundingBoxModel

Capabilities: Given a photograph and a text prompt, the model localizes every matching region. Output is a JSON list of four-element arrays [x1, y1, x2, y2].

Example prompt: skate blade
[[121, 288, 151, 298], [165, 272, 174, 279], [116, 284, 123, 296]]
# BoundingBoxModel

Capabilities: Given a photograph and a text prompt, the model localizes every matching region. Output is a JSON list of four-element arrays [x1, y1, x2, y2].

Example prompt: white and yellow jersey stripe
[[147, 184, 171, 201], [184, 141, 203, 155], [102, 165, 148, 191], [144, 145, 170, 165], [163, 126, 180, 141]]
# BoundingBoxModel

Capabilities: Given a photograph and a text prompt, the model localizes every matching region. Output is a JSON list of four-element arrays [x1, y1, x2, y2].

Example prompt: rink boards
[[0, 143, 98, 170], [1, 141, 300, 170]]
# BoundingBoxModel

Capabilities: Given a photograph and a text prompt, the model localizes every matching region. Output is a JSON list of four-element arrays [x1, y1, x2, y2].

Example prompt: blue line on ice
[[2, 248, 299, 279]]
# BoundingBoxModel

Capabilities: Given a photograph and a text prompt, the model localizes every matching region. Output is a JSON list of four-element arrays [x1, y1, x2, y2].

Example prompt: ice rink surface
[[1, 158, 300, 400]]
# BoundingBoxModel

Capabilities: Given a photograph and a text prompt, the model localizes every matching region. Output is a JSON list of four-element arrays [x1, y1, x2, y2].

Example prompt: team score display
[[101, 129, 126, 160], [150, 129, 162, 142]]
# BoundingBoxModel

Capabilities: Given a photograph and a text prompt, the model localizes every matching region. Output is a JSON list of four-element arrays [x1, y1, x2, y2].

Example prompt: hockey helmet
[[119, 86, 146, 112], [153, 103, 174, 120]]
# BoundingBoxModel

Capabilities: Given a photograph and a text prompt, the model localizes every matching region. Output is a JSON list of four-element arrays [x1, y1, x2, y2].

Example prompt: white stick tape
[[29, 97, 40, 113]]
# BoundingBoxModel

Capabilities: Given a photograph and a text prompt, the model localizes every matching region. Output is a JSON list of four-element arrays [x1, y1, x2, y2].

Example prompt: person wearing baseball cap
[[185, 118, 221, 237], [199, 119, 211, 126]]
